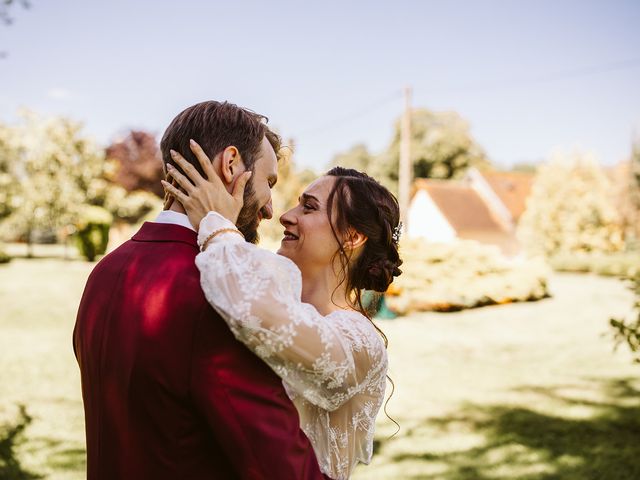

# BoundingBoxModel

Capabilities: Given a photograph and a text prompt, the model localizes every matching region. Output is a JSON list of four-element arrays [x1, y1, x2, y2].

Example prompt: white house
[[406, 173, 533, 256]]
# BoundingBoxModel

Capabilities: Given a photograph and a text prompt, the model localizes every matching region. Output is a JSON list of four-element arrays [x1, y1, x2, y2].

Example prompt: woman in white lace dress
[[163, 149, 402, 480]]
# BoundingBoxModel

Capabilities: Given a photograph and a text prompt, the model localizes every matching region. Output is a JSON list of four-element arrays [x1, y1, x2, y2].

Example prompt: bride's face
[[277, 176, 342, 273]]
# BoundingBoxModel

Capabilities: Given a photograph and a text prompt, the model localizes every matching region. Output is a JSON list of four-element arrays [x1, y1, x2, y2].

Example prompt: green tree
[[517, 150, 624, 257], [0, 112, 106, 256], [610, 272, 640, 363], [617, 139, 640, 245], [0, 122, 20, 220], [331, 144, 374, 172], [331, 108, 489, 194], [0, 0, 29, 25]]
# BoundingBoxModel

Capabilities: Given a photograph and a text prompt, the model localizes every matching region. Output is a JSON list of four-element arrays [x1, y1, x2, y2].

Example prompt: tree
[[0, 0, 30, 25], [106, 130, 164, 198], [0, 111, 106, 256], [330, 108, 489, 194], [615, 139, 640, 246], [517, 150, 624, 257], [331, 144, 374, 172], [1, 0, 30, 58], [0, 122, 20, 220], [610, 272, 640, 363]]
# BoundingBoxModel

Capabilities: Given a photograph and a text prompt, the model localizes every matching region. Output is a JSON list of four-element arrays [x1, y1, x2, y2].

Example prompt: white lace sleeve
[[194, 212, 384, 412]]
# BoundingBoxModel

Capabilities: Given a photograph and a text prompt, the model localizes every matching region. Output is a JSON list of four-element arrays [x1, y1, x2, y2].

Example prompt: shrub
[[386, 238, 550, 314], [104, 188, 161, 224], [550, 251, 640, 277], [0, 247, 10, 264], [75, 206, 113, 261], [517, 151, 624, 257]]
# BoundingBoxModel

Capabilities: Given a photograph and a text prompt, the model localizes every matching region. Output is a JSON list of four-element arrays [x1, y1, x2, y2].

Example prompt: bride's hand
[[161, 139, 252, 230]]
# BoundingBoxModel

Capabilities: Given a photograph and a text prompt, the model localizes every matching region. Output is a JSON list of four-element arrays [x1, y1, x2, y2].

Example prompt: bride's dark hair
[[325, 166, 402, 433], [325, 166, 403, 323]]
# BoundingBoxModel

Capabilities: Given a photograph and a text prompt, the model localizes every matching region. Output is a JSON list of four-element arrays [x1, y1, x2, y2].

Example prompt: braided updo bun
[[325, 166, 403, 300]]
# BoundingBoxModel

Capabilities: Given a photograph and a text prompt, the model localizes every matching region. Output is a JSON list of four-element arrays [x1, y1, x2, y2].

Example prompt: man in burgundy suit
[[74, 101, 329, 479]]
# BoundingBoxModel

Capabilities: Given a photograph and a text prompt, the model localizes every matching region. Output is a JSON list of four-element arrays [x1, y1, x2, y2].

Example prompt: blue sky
[[1, 0, 639, 171]]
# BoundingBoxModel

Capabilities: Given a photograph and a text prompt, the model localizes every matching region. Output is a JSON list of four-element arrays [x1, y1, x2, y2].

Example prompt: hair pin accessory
[[392, 222, 403, 245]]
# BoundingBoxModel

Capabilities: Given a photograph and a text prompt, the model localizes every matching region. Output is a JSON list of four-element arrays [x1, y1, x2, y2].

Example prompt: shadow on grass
[[46, 447, 85, 471], [0, 405, 42, 480], [385, 378, 640, 480]]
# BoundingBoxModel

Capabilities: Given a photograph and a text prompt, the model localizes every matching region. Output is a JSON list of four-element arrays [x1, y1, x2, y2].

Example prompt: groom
[[73, 101, 329, 479]]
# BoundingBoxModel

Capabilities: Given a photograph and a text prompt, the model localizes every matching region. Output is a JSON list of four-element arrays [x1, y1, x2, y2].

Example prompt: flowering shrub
[[386, 238, 549, 314]]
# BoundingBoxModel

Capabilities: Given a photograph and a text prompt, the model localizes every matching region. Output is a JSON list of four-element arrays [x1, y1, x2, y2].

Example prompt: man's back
[[73, 222, 326, 479]]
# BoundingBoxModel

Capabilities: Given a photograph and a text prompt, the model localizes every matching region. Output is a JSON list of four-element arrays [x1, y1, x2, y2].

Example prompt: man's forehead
[[260, 136, 278, 174]]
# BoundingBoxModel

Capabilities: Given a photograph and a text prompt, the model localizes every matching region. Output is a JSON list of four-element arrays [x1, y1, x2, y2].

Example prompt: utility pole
[[398, 85, 412, 232]]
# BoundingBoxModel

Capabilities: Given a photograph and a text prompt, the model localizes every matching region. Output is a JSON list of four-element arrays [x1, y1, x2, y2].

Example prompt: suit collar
[[154, 210, 195, 232], [132, 222, 198, 248]]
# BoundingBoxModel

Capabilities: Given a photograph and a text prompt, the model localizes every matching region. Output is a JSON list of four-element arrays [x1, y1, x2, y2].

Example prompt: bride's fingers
[[170, 149, 205, 186], [166, 164, 195, 194], [189, 139, 217, 183], [161, 180, 189, 206], [232, 171, 252, 202]]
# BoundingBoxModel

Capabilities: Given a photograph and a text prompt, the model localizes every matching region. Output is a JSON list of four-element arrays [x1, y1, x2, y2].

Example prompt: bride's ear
[[343, 229, 367, 252], [219, 146, 241, 185]]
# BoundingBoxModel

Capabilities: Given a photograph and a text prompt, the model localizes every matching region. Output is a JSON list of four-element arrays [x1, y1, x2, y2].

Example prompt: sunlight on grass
[[0, 258, 92, 480]]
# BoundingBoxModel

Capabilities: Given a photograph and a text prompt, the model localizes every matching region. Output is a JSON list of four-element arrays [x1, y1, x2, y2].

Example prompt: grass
[[0, 257, 92, 480], [0, 251, 638, 479], [354, 273, 640, 479]]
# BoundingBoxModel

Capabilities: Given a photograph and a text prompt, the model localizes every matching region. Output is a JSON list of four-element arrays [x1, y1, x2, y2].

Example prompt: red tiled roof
[[479, 170, 533, 221], [413, 179, 508, 233]]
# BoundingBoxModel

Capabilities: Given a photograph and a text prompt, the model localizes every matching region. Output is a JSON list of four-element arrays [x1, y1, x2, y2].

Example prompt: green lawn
[[1, 256, 639, 479]]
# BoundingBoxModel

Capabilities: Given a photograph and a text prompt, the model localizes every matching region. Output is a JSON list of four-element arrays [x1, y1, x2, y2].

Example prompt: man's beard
[[235, 177, 262, 245]]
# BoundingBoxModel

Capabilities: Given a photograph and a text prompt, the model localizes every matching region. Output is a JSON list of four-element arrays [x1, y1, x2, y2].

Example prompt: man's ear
[[343, 229, 368, 252], [219, 146, 242, 185]]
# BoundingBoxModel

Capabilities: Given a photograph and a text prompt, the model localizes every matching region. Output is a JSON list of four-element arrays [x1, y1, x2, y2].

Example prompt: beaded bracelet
[[200, 228, 244, 252]]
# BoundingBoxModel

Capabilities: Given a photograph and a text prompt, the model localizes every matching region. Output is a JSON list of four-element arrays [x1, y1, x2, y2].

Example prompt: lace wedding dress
[[195, 212, 388, 480]]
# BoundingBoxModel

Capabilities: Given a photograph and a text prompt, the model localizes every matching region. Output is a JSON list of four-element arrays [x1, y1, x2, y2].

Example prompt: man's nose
[[262, 199, 273, 220]]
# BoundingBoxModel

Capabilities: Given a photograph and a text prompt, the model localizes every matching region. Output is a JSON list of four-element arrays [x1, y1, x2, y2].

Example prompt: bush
[[549, 251, 640, 277], [75, 206, 112, 261], [386, 239, 550, 314], [0, 247, 11, 264], [104, 187, 161, 224], [517, 151, 624, 257]]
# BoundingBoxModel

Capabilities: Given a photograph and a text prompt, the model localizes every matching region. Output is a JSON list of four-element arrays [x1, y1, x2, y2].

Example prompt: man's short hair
[[160, 101, 281, 177]]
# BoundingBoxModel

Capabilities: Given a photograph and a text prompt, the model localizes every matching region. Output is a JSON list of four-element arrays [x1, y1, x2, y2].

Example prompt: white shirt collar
[[153, 210, 196, 232]]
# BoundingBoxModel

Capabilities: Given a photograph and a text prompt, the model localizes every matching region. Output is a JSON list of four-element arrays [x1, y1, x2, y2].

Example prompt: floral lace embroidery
[[195, 213, 388, 480]]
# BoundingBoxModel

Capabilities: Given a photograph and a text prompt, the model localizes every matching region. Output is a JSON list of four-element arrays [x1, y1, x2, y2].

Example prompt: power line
[[294, 90, 402, 137], [292, 56, 640, 151], [437, 57, 640, 93]]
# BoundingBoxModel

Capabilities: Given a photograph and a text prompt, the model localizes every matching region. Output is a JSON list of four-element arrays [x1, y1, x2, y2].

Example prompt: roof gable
[[413, 179, 508, 233], [479, 170, 533, 220]]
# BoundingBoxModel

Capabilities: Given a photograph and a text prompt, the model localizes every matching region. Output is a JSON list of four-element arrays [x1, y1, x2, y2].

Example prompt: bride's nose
[[279, 206, 297, 227]]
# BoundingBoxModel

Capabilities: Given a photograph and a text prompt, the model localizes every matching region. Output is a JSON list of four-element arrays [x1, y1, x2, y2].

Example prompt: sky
[[1, 0, 639, 171]]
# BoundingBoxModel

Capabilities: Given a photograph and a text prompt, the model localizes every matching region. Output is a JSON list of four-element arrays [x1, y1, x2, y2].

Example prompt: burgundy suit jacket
[[73, 222, 329, 480]]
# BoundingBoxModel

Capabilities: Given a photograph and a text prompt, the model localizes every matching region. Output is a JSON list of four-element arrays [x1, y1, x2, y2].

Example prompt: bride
[[162, 144, 402, 480]]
